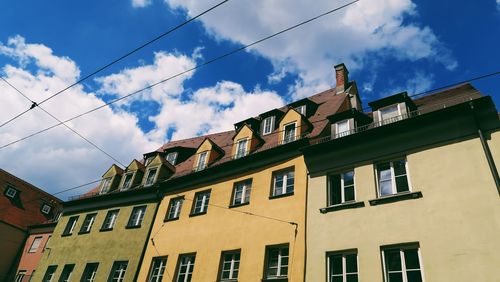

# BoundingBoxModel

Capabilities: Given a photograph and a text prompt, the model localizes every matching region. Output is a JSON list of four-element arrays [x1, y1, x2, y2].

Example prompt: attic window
[[41, 203, 53, 215], [235, 138, 248, 159], [166, 152, 178, 165], [379, 105, 401, 125], [145, 156, 154, 166], [4, 185, 19, 199], [334, 120, 351, 138], [196, 151, 208, 171], [99, 177, 112, 194], [295, 105, 306, 115], [262, 116, 275, 135], [121, 173, 134, 191], [144, 168, 158, 186]]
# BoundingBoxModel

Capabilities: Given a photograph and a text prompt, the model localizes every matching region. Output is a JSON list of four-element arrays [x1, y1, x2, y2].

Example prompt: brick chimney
[[334, 63, 349, 94]]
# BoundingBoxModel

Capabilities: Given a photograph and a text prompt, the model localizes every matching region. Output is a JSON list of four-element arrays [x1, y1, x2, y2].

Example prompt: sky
[[0, 0, 499, 199]]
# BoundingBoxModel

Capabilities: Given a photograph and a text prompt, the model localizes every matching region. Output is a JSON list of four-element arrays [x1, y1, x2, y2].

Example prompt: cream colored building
[[303, 84, 500, 282]]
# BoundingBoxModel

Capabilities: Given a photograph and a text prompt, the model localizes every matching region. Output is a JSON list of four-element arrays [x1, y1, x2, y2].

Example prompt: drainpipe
[[470, 102, 500, 195]]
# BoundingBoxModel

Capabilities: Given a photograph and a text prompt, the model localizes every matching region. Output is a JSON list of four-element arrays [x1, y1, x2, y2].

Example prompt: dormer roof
[[232, 124, 264, 143], [101, 164, 124, 178], [234, 117, 261, 132], [196, 138, 225, 156], [259, 108, 285, 120], [327, 108, 372, 125], [368, 91, 417, 111], [125, 159, 145, 172]]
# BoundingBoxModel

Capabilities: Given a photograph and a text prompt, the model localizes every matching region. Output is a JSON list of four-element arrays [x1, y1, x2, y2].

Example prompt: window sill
[[320, 201, 365, 214], [189, 211, 207, 217], [99, 228, 113, 232], [125, 225, 142, 229], [163, 217, 180, 222], [269, 192, 294, 200], [229, 202, 250, 208], [369, 191, 423, 206], [78, 231, 90, 235]]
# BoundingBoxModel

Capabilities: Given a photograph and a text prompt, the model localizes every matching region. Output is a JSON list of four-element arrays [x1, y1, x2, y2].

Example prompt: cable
[[0, 77, 126, 167], [0, 0, 360, 151], [0, 0, 231, 129]]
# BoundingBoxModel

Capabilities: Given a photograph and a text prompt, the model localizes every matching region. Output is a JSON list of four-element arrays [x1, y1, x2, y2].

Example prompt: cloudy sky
[[1, 0, 499, 199]]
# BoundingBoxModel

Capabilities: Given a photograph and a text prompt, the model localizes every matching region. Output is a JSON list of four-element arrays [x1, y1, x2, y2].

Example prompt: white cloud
[[384, 71, 434, 97], [165, 0, 456, 98], [497, 0, 500, 10], [132, 0, 152, 8]]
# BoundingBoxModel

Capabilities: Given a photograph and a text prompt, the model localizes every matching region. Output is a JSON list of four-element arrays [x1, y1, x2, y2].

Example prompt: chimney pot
[[334, 63, 349, 94]]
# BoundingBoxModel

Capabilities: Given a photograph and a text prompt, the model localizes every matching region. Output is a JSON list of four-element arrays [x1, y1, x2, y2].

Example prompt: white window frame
[[262, 116, 275, 135], [148, 257, 168, 282], [43, 265, 57, 282], [232, 179, 252, 206], [59, 264, 74, 282], [5, 186, 18, 198], [109, 261, 128, 282], [15, 270, 26, 282], [327, 251, 359, 282], [102, 209, 119, 230], [99, 177, 112, 194], [282, 122, 297, 144], [192, 191, 210, 215], [121, 173, 134, 190], [128, 206, 146, 227], [80, 213, 97, 233], [63, 216, 79, 235], [220, 251, 240, 281], [167, 197, 183, 220], [376, 159, 412, 197], [265, 245, 289, 279], [196, 151, 208, 171], [176, 254, 196, 282], [295, 105, 306, 115], [328, 171, 355, 206], [272, 169, 295, 196], [381, 245, 425, 282], [166, 152, 178, 165], [378, 104, 402, 125], [28, 236, 43, 253], [144, 167, 159, 187], [82, 263, 99, 282], [235, 138, 249, 159], [41, 203, 52, 215], [335, 119, 351, 138]]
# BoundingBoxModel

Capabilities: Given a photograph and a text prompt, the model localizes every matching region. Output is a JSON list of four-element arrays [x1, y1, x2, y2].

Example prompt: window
[[272, 169, 294, 196], [377, 159, 410, 197], [148, 257, 168, 282], [145, 156, 154, 166], [328, 171, 355, 206], [62, 216, 79, 236], [265, 245, 289, 279], [195, 152, 208, 171], [42, 266, 57, 282], [108, 261, 128, 282], [191, 190, 210, 215], [41, 203, 53, 215], [175, 254, 196, 282], [232, 179, 252, 206], [166, 152, 178, 165], [28, 236, 43, 253], [101, 210, 119, 230], [295, 105, 306, 115], [379, 104, 401, 124], [382, 245, 424, 282], [166, 197, 183, 220], [15, 270, 26, 282], [79, 213, 97, 234], [4, 185, 18, 199], [327, 252, 358, 282], [59, 264, 75, 282], [283, 122, 296, 144], [121, 173, 134, 190], [127, 206, 146, 227], [81, 263, 99, 282], [219, 251, 240, 281], [99, 177, 112, 194], [262, 116, 275, 135], [145, 168, 158, 186], [235, 138, 248, 159], [335, 120, 351, 138], [43, 235, 51, 252]]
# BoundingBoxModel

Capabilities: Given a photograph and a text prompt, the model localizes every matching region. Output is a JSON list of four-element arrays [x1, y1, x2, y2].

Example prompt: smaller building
[[14, 222, 56, 281]]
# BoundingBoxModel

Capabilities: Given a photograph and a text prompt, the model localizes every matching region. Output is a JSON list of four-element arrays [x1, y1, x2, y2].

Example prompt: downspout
[[133, 188, 163, 282], [470, 102, 500, 195]]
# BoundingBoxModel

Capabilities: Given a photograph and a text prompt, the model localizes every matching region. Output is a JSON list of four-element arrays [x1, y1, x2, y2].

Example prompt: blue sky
[[0, 0, 499, 198]]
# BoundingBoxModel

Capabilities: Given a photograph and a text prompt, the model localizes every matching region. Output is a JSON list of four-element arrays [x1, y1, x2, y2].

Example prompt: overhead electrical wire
[[0, 0, 231, 129]]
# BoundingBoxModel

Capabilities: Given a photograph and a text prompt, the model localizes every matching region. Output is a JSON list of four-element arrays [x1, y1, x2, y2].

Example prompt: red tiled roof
[[0, 169, 63, 230]]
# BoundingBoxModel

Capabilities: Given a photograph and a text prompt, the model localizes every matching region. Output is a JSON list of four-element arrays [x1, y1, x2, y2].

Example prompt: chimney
[[334, 63, 349, 94]]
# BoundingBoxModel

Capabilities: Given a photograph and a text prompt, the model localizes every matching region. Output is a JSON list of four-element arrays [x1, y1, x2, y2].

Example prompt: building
[[0, 169, 62, 281], [302, 81, 500, 281]]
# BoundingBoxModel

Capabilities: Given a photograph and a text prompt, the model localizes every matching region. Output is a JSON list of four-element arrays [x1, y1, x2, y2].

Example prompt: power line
[[0, 0, 360, 150], [0, 77, 126, 167], [0, 0, 231, 129]]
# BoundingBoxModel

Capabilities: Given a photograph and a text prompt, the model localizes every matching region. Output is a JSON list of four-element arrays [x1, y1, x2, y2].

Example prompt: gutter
[[470, 102, 500, 196]]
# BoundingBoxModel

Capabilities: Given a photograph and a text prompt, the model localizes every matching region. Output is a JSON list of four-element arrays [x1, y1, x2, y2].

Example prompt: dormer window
[[41, 203, 53, 215], [166, 152, 178, 165], [295, 105, 306, 115], [283, 122, 297, 144], [121, 173, 134, 190], [196, 151, 208, 171], [262, 116, 275, 135], [335, 120, 351, 138], [144, 168, 158, 186], [235, 138, 248, 159], [99, 178, 112, 194], [4, 185, 18, 199], [144, 156, 154, 166], [379, 104, 401, 125]]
